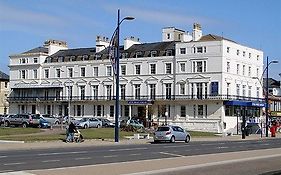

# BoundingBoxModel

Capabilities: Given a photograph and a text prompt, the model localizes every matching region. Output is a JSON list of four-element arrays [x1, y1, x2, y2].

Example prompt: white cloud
[[0, 3, 65, 31], [102, 3, 219, 26]]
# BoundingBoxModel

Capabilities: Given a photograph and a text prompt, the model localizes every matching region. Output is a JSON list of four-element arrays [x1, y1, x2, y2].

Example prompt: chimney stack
[[96, 35, 110, 52], [192, 23, 202, 41]]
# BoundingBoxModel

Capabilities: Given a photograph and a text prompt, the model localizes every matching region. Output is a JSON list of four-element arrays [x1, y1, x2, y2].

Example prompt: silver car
[[75, 117, 102, 129], [154, 125, 191, 143]]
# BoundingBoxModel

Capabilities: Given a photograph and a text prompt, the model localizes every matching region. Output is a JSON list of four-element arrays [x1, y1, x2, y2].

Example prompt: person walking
[[66, 122, 76, 142]]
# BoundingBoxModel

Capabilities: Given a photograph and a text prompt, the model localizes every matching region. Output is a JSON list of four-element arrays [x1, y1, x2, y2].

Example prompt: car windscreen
[[80, 118, 88, 122], [157, 127, 170, 131]]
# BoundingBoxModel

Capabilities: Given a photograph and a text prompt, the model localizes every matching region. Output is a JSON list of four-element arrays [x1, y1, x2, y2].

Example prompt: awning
[[224, 100, 265, 107]]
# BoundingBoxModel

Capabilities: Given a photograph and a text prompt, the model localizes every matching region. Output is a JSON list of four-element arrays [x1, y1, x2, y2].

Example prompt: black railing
[[7, 94, 265, 103]]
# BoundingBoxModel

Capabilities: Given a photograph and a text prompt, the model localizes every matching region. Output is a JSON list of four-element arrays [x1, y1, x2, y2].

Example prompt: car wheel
[[170, 136, 175, 143], [84, 124, 88, 129], [4, 121, 10, 127], [55, 121, 59, 125], [185, 135, 190, 143], [22, 123, 27, 128], [97, 124, 101, 128]]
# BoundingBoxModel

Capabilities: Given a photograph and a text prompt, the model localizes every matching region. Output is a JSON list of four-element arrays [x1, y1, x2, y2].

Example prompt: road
[[0, 138, 281, 174]]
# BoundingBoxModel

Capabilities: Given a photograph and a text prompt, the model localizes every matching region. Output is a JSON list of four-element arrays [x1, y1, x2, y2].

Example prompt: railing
[[7, 94, 266, 103]]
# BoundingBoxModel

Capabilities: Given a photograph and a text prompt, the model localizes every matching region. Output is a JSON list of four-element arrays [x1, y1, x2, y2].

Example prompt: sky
[[0, 0, 280, 79]]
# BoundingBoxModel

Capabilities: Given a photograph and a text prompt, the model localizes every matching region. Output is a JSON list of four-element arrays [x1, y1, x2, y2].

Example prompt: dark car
[[98, 118, 114, 127], [5, 114, 40, 128]]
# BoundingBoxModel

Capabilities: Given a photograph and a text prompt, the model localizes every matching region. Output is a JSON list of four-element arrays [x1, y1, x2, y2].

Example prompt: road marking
[[163, 145, 190, 148], [103, 155, 118, 158], [4, 162, 26, 166], [217, 146, 229, 149], [42, 160, 60, 163], [0, 156, 7, 158], [129, 153, 141, 156], [38, 151, 88, 156], [260, 143, 270, 146], [159, 152, 184, 157], [201, 143, 216, 146], [109, 147, 148, 152], [75, 157, 91, 160]]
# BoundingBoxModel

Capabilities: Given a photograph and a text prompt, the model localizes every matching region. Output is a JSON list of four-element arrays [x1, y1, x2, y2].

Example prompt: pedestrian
[[66, 121, 76, 142]]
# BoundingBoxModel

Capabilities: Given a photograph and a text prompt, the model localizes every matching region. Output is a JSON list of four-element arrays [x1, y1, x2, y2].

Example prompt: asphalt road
[[0, 138, 281, 173]]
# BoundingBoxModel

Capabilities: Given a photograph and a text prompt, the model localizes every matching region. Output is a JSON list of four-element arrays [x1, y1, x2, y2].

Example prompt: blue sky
[[0, 0, 280, 79]]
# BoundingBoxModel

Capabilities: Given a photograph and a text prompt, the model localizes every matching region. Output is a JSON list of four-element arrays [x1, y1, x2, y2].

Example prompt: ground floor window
[[97, 105, 102, 116], [198, 105, 203, 116], [124, 105, 129, 117], [180, 106, 186, 117], [110, 106, 114, 117]]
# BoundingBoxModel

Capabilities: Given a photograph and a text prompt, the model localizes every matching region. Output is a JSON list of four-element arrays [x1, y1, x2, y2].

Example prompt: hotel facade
[[9, 24, 265, 133]]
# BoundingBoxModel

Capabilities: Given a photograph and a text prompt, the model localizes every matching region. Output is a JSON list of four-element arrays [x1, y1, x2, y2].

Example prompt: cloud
[[102, 3, 219, 26], [0, 2, 65, 32]]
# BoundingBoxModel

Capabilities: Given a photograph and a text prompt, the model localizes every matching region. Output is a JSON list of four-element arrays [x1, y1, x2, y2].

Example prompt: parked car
[[39, 117, 51, 128], [154, 125, 191, 143], [63, 116, 77, 124], [0, 114, 8, 125], [120, 119, 144, 129], [4, 114, 41, 128], [75, 117, 102, 129], [98, 118, 114, 127], [41, 114, 60, 125]]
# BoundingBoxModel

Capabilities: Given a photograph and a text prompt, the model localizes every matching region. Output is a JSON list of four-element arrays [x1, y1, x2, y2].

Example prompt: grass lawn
[[0, 127, 218, 142]]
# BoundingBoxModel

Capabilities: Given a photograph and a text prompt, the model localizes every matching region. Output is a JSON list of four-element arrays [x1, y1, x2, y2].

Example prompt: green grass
[[0, 127, 42, 136], [0, 127, 218, 142]]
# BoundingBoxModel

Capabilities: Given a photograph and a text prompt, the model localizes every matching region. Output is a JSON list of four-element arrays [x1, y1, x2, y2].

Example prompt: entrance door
[[137, 106, 146, 126], [32, 105, 36, 114]]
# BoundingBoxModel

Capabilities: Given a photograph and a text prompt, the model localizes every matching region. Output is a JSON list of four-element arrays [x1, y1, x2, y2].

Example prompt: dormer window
[[22, 58, 26, 64], [70, 56, 76, 61], [150, 51, 157, 57], [95, 54, 101, 60], [122, 53, 128, 58], [197, 47, 203, 53], [166, 50, 173, 56], [83, 55, 89, 60], [180, 48, 186, 54], [58, 56, 64, 62], [46, 57, 52, 63], [136, 51, 142, 58], [34, 58, 38, 63]]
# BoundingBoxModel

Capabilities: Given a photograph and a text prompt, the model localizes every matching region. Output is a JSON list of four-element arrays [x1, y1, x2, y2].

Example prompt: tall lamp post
[[265, 57, 278, 137], [112, 9, 134, 142]]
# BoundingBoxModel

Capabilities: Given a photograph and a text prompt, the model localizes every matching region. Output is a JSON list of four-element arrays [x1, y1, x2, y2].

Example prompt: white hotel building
[[9, 24, 264, 133]]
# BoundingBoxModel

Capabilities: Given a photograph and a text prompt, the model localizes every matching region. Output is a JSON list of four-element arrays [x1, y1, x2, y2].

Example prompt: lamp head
[[124, 16, 135, 21]]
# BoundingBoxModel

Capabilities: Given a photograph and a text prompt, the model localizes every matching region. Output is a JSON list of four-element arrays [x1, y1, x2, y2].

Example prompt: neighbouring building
[[0, 71, 9, 114], [265, 78, 281, 121], [9, 23, 265, 133]]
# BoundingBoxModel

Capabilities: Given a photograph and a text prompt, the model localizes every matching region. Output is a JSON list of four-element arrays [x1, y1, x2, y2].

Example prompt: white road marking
[[129, 153, 141, 156], [42, 160, 60, 163], [163, 145, 190, 148], [0, 156, 7, 158], [103, 155, 118, 158], [38, 151, 88, 156], [4, 162, 26, 166], [109, 147, 148, 152], [217, 146, 229, 149], [75, 157, 91, 160], [159, 152, 184, 157], [260, 143, 270, 146]]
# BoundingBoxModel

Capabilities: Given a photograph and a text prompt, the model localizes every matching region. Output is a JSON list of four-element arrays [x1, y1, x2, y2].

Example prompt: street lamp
[[265, 57, 278, 137], [112, 9, 134, 142]]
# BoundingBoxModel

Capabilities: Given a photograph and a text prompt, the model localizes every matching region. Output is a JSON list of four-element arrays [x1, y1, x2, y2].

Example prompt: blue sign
[[128, 100, 153, 105]]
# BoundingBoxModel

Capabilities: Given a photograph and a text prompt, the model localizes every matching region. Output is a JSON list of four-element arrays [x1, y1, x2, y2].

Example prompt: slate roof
[[198, 34, 236, 43], [22, 47, 48, 54], [0, 71, 9, 81], [263, 78, 281, 88]]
